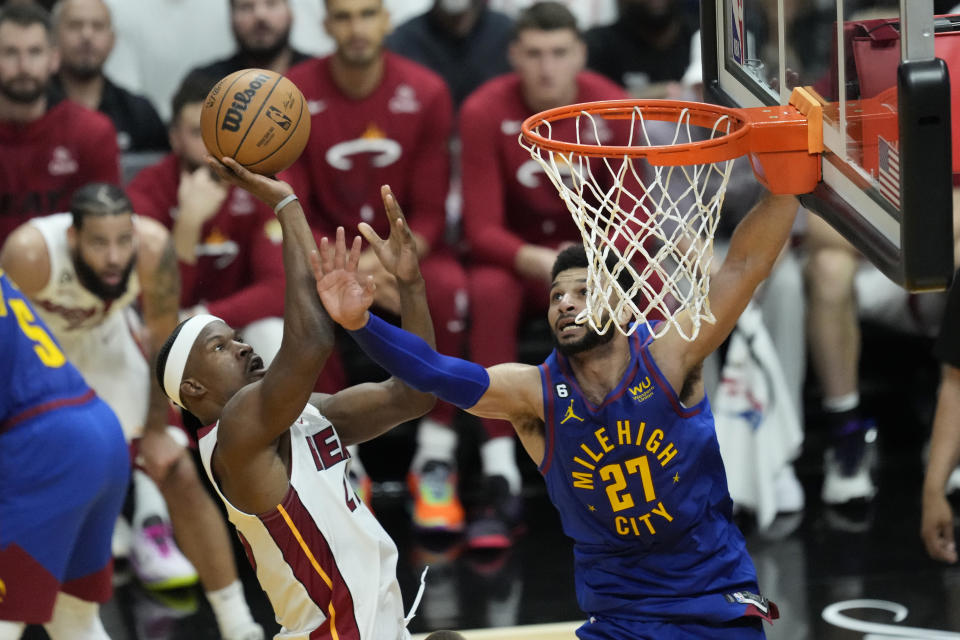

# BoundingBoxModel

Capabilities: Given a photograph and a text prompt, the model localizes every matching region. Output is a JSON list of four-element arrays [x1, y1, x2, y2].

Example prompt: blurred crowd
[[2, 0, 960, 637]]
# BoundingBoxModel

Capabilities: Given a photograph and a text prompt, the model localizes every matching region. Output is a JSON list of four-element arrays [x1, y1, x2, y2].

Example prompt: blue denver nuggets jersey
[[538, 324, 763, 624], [0, 271, 91, 427]]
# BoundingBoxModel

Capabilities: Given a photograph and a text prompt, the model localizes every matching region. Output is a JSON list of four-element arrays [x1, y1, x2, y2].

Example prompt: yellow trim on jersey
[[276, 503, 340, 639]]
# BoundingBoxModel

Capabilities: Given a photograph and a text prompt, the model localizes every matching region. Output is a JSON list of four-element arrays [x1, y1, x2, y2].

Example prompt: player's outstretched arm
[[206, 157, 335, 456], [314, 229, 544, 433], [651, 193, 799, 391], [309, 186, 436, 445], [922, 363, 960, 563]]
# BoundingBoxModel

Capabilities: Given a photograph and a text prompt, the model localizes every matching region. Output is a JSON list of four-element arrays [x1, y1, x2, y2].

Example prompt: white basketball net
[[521, 105, 737, 341]]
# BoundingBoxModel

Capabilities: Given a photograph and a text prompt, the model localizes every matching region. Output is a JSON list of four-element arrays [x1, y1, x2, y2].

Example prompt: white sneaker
[[774, 465, 805, 513], [821, 447, 877, 505], [112, 515, 133, 559], [130, 516, 199, 590], [947, 466, 960, 495]]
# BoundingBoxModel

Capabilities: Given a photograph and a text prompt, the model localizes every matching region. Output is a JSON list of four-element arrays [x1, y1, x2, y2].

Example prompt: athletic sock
[[206, 580, 258, 640], [481, 436, 522, 495], [822, 392, 859, 414], [131, 468, 170, 529], [410, 418, 457, 473]]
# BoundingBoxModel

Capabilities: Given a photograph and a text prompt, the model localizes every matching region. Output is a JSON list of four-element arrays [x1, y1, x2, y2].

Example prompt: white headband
[[163, 314, 222, 409]]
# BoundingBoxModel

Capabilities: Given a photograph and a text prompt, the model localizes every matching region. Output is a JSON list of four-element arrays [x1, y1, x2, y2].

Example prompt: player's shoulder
[[0, 222, 51, 295], [577, 70, 630, 100], [285, 56, 325, 87], [54, 99, 118, 136]]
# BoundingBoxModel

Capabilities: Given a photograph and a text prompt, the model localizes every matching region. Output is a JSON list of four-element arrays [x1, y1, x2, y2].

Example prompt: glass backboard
[[702, 0, 955, 290]]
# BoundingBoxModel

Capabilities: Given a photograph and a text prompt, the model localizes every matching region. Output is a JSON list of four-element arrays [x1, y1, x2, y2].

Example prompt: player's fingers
[[348, 235, 363, 271], [358, 222, 383, 248], [333, 227, 347, 270], [204, 155, 232, 182], [319, 236, 335, 275], [380, 185, 410, 228], [220, 156, 251, 178]]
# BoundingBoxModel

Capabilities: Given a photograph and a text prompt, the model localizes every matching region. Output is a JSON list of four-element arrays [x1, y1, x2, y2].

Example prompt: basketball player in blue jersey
[[314, 192, 802, 639], [154, 156, 465, 639], [0, 271, 129, 639]]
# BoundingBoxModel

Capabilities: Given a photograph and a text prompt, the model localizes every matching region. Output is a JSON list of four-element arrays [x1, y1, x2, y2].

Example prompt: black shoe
[[466, 475, 523, 550]]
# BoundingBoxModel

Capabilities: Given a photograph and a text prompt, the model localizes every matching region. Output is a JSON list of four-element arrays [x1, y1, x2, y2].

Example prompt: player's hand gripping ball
[[200, 68, 310, 176]]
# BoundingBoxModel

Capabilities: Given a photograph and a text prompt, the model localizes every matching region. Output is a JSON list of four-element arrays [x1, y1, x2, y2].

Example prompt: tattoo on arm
[[148, 239, 181, 322]]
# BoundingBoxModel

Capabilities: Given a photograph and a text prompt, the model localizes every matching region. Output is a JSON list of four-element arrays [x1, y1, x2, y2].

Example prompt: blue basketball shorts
[[577, 614, 766, 640], [0, 395, 130, 623]]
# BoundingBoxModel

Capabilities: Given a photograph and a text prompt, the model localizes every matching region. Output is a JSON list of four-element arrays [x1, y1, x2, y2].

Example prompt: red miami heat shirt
[[127, 154, 284, 328], [281, 53, 452, 249], [459, 72, 630, 269], [0, 96, 120, 241]]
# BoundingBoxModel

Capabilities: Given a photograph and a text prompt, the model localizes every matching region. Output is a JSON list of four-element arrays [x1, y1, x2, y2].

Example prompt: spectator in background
[[489, 0, 615, 29], [127, 72, 286, 366], [584, 0, 698, 97], [387, 0, 513, 109], [804, 212, 956, 509], [190, 0, 310, 82], [458, 1, 629, 548], [0, 2, 118, 240], [51, 0, 167, 152], [922, 269, 960, 564], [283, 0, 469, 532]]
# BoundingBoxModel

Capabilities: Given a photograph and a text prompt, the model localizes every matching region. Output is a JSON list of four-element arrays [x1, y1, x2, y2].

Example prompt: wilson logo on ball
[[221, 73, 271, 132]]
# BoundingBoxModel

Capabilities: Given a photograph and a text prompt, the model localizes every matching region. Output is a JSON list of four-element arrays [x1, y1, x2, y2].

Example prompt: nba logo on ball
[[201, 68, 310, 176]]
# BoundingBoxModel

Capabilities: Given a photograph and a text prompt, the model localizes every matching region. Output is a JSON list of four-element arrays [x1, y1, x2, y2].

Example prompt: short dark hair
[[170, 70, 216, 124], [551, 244, 634, 294], [511, 1, 580, 41], [0, 2, 53, 37], [70, 183, 133, 229]]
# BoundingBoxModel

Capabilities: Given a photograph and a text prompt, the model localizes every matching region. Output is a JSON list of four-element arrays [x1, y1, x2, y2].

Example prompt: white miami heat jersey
[[28, 213, 149, 440], [198, 403, 410, 640], [29, 213, 141, 337]]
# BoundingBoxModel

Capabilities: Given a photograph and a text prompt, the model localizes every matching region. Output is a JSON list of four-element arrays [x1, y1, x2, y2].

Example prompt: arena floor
[[18, 326, 960, 640]]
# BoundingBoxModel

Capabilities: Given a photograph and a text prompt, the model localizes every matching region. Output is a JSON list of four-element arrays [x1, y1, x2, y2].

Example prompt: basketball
[[200, 68, 310, 176]]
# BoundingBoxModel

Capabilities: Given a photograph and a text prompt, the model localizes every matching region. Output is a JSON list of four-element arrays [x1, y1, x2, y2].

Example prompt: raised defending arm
[[650, 193, 800, 391], [313, 228, 544, 428]]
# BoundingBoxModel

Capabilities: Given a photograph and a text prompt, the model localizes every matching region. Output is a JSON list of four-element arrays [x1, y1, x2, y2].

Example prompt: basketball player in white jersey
[[156, 157, 464, 640], [0, 183, 265, 640]]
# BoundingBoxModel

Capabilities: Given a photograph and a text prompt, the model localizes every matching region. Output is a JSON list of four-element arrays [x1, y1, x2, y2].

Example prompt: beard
[[552, 321, 617, 357], [0, 75, 46, 104], [73, 250, 136, 301], [238, 24, 291, 65], [60, 59, 103, 81]]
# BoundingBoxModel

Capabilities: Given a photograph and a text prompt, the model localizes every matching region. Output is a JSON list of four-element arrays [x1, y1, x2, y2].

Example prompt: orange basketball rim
[[520, 87, 825, 196]]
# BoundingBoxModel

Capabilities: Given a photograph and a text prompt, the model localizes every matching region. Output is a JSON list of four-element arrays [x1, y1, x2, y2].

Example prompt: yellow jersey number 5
[[0, 273, 67, 368]]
